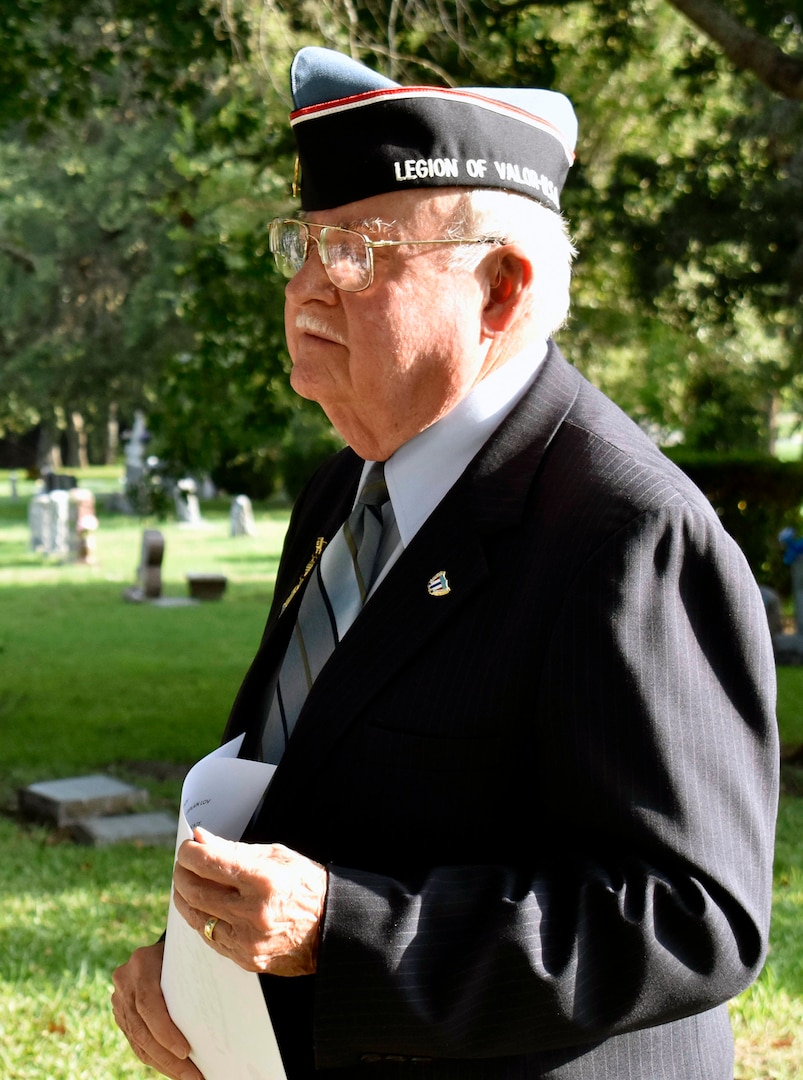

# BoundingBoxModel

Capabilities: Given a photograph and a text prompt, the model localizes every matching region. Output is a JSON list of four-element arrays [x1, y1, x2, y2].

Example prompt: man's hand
[[171, 827, 327, 976], [111, 940, 203, 1080]]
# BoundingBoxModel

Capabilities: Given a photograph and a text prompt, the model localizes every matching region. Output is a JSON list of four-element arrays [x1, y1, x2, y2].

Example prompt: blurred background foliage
[[1, 0, 802, 567]]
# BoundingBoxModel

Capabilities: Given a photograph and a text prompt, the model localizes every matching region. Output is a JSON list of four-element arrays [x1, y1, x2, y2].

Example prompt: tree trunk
[[36, 425, 62, 472], [665, 0, 803, 100], [65, 411, 90, 469]]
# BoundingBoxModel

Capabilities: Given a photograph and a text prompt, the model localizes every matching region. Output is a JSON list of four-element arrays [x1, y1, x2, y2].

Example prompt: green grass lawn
[[0, 467, 800, 1078]]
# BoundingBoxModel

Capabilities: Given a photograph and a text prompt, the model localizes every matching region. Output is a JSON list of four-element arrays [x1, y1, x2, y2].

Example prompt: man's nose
[[285, 240, 337, 300]]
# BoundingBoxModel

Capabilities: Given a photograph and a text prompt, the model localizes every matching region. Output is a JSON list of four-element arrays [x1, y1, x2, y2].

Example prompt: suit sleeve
[[312, 502, 779, 1066]]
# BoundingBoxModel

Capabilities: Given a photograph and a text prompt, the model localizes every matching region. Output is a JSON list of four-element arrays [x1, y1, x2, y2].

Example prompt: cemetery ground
[[0, 468, 801, 1080]]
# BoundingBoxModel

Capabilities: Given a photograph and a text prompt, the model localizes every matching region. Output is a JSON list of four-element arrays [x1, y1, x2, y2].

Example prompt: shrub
[[666, 451, 803, 597]]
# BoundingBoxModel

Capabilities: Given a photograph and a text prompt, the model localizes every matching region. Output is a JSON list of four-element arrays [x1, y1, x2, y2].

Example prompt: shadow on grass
[[0, 557, 66, 570], [0, 580, 270, 797], [215, 551, 280, 565], [0, 817, 174, 986]]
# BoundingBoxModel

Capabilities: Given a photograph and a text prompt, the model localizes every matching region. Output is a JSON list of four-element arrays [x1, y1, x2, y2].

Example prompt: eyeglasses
[[268, 218, 505, 293]]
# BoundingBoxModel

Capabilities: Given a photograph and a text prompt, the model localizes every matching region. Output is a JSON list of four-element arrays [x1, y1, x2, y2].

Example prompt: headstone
[[174, 478, 202, 525], [29, 491, 73, 559], [199, 475, 217, 500], [124, 410, 149, 486], [68, 487, 98, 563], [71, 811, 176, 848], [123, 529, 165, 601], [230, 494, 256, 537], [18, 772, 176, 847], [186, 573, 227, 601], [45, 489, 70, 559], [759, 585, 783, 638], [28, 493, 51, 553], [18, 774, 148, 828], [43, 472, 78, 492]]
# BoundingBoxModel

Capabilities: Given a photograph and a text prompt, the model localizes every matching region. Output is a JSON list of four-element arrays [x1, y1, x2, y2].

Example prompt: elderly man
[[113, 47, 778, 1080]]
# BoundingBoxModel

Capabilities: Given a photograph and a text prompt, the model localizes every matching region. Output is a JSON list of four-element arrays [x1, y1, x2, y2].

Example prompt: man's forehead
[[299, 210, 389, 231], [301, 189, 456, 231]]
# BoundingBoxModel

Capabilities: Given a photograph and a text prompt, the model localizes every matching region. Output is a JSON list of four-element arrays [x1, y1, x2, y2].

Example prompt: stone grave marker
[[45, 489, 70, 559], [123, 529, 165, 601], [43, 472, 77, 492], [174, 478, 202, 525], [19, 774, 148, 828], [124, 410, 148, 486], [186, 573, 228, 601], [230, 494, 256, 537], [72, 811, 176, 847], [28, 493, 51, 553], [18, 774, 176, 848]]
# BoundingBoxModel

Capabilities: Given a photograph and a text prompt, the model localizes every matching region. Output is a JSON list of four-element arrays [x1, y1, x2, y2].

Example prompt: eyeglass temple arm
[[366, 236, 505, 251]]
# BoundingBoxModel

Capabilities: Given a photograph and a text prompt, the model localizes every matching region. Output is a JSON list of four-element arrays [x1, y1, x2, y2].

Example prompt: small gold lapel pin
[[427, 571, 451, 597], [281, 537, 327, 612]]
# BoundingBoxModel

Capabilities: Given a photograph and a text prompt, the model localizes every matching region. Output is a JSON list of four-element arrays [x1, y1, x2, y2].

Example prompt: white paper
[[161, 735, 287, 1080]]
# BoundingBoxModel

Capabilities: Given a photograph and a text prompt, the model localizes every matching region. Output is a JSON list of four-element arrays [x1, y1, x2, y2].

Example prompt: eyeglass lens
[[270, 221, 308, 279], [318, 229, 371, 291], [270, 221, 372, 291]]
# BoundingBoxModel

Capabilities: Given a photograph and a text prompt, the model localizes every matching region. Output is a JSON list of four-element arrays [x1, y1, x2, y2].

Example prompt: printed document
[[161, 735, 286, 1079]]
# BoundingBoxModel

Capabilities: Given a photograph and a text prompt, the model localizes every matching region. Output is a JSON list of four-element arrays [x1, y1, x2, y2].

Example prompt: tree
[[0, 0, 231, 133], [664, 0, 803, 99], [0, 110, 196, 464], [273, 0, 800, 449], [0, 0, 241, 465], [137, 6, 343, 496], [0, 0, 328, 484], [2, 0, 801, 479]]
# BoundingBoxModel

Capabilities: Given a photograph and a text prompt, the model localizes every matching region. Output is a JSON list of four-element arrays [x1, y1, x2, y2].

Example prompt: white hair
[[446, 189, 577, 342]]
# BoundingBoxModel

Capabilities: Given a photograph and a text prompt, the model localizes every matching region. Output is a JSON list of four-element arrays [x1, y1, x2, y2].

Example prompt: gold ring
[[203, 916, 219, 942]]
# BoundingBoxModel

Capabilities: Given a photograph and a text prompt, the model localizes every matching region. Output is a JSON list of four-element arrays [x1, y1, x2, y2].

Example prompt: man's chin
[[289, 363, 333, 407]]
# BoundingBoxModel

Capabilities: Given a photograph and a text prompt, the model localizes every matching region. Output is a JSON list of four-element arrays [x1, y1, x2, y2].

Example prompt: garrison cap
[[289, 47, 578, 215]]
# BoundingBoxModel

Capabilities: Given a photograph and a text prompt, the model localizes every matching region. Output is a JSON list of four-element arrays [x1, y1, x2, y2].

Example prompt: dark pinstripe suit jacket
[[223, 342, 779, 1079]]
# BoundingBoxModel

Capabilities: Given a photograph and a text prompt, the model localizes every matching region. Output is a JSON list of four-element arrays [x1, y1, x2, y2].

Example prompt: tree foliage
[[0, 0, 801, 488], [0, 0, 228, 133], [665, 0, 803, 99], [0, 115, 194, 455], [283, 0, 801, 450]]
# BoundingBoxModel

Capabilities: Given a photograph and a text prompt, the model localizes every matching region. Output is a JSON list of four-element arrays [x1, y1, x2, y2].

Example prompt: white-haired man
[[113, 47, 778, 1080]]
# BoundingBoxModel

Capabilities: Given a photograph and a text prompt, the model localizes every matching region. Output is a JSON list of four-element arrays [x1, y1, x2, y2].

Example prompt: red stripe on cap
[[290, 86, 575, 163]]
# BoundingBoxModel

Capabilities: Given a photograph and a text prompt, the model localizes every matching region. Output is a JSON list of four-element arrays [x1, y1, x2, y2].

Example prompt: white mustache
[[295, 312, 346, 346]]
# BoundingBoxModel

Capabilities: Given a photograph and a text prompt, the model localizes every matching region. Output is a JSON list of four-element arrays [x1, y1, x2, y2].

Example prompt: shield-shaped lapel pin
[[427, 570, 451, 597]]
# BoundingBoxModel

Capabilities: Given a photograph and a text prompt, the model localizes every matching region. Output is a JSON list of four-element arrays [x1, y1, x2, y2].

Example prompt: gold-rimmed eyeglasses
[[268, 218, 505, 293]]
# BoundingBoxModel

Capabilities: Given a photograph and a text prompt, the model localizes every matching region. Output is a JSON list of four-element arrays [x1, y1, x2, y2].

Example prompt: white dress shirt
[[355, 341, 547, 591]]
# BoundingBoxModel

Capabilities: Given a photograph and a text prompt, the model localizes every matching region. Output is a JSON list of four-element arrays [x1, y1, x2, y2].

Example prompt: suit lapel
[[274, 481, 490, 781], [224, 457, 360, 755], [255, 344, 582, 794]]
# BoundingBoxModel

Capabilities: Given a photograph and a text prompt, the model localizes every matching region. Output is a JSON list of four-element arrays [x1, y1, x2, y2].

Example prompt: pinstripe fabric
[[261, 462, 391, 762], [227, 343, 779, 1079]]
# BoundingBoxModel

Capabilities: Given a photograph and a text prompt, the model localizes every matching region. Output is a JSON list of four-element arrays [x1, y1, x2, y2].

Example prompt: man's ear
[[481, 248, 533, 336]]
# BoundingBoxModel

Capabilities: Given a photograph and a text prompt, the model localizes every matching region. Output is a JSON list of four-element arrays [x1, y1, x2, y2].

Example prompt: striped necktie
[[260, 462, 393, 762]]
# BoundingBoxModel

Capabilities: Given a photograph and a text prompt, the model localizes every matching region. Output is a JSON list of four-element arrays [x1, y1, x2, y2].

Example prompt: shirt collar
[[356, 341, 546, 545]]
